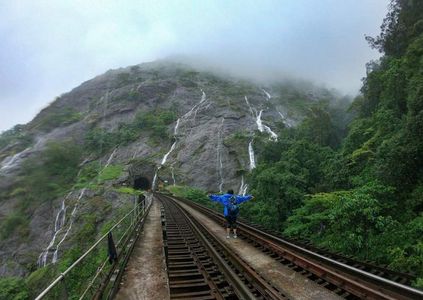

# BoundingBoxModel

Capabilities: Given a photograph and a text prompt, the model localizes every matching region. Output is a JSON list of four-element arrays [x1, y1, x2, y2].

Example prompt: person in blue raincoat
[[208, 189, 254, 239]]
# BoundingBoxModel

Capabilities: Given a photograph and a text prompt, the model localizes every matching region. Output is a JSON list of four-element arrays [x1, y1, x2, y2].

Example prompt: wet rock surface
[[0, 61, 342, 276]]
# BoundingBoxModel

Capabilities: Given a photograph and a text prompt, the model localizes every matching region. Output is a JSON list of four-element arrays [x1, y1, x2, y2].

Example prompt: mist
[[0, 0, 389, 132]]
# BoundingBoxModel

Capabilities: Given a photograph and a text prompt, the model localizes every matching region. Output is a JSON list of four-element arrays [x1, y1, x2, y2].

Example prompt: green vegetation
[[98, 165, 124, 182], [223, 130, 250, 170], [24, 197, 130, 299], [0, 125, 32, 152], [167, 185, 221, 212], [115, 186, 143, 196], [238, 2, 423, 286], [0, 140, 83, 251], [170, 2, 423, 286], [19, 141, 83, 205], [0, 277, 29, 300], [85, 109, 177, 154], [32, 106, 82, 132], [133, 109, 177, 140], [0, 213, 28, 240]]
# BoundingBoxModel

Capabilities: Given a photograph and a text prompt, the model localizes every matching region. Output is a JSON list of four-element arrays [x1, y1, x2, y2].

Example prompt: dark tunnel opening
[[133, 176, 151, 190]]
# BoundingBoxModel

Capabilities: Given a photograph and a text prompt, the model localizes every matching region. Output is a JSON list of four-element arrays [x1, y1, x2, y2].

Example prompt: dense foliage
[[84, 109, 177, 154], [239, 1, 423, 286], [0, 141, 83, 241]]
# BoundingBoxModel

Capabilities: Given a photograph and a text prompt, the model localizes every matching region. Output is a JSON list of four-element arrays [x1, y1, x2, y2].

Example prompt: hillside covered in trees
[[0, 1, 421, 297], [176, 0, 423, 287], [240, 0, 423, 286]]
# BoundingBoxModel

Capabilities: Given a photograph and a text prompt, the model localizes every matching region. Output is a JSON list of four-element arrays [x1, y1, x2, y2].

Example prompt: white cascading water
[[262, 88, 272, 100], [248, 140, 256, 170], [152, 172, 158, 190], [170, 164, 176, 185], [244, 96, 255, 117], [153, 89, 209, 189], [256, 110, 278, 141], [217, 118, 225, 193], [38, 191, 72, 267], [40, 89, 113, 265], [238, 175, 248, 196], [193, 90, 207, 123], [1, 137, 47, 174], [152, 117, 181, 190], [277, 110, 294, 128], [105, 147, 118, 168], [0, 148, 31, 171], [174, 118, 180, 135], [42, 144, 116, 265], [182, 89, 207, 120], [52, 188, 87, 263]]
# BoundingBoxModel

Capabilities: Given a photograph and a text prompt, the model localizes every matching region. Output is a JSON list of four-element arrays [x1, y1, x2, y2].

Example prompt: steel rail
[[161, 194, 288, 299], [161, 196, 234, 299], [169, 194, 423, 300], [35, 197, 152, 300]]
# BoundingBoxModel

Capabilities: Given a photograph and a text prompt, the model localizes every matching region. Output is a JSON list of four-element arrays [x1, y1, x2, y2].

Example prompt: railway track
[[158, 194, 289, 300], [160, 193, 423, 300], [239, 222, 416, 286]]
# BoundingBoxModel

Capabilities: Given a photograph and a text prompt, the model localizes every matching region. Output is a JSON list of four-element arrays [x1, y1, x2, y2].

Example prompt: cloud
[[0, 0, 388, 132]]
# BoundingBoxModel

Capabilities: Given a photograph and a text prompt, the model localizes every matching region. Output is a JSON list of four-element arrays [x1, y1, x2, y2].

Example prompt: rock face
[[0, 61, 341, 277]]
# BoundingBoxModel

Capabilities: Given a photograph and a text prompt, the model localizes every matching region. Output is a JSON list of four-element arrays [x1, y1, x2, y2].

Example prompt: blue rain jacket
[[208, 193, 253, 217]]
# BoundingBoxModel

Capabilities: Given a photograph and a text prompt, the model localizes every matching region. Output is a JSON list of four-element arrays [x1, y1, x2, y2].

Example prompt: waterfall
[[262, 88, 272, 100], [217, 118, 225, 193], [256, 110, 278, 141], [38, 191, 72, 267], [174, 118, 180, 135], [238, 175, 248, 196], [0, 147, 31, 172], [248, 140, 256, 170], [278, 110, 294, 128], [171, 164, 176, 186], [105, 147, 118, 168], [152, 89, 208, 191], [244, 96, 255, 117], [152, 171, 159, 190], [41, 145, 116, 265], [152, 117, 181, 190], [52, 188, 87, 263], [256, 110, 265, 132], [193, 90, 207, 123], [182, 89, 207, 120]]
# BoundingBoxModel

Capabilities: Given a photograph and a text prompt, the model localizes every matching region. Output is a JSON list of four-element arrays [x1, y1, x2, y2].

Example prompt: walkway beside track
[[175, 199, 341, 300], [115, 199, 169, 300]]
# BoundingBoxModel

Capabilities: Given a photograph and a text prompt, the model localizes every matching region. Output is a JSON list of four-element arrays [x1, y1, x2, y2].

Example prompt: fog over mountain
[[0, 0, 388, 132]]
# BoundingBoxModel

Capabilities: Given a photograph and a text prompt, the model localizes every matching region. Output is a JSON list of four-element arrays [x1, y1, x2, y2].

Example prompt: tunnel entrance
[[133, 176, 151, 190]]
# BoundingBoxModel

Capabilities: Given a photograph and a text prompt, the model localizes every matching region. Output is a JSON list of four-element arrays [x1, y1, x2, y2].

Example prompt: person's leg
[[225, 217, 231, 238], [233, 218, 238, 238]]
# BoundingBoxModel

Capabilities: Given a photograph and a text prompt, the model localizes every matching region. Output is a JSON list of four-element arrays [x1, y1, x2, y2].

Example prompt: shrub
[[0, 213, 28, 240], [34, 107, 82, 132], [0, 277, 29, 300], [98, 165, 124, 182]]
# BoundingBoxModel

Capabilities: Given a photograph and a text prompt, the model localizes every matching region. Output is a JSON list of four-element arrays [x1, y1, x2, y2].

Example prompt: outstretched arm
[[236, 195, 254, 204], [209, 194, 224, 204]]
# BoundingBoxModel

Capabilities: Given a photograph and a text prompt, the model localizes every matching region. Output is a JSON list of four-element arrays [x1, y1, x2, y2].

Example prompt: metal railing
[[35, 194, 153, 300]]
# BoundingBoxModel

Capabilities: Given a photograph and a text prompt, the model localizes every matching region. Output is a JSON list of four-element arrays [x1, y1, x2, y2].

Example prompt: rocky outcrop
[[0, 61, 343, 277]]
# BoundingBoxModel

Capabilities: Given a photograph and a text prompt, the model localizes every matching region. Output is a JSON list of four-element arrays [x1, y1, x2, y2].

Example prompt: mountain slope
[[0, 61, 346, 281]]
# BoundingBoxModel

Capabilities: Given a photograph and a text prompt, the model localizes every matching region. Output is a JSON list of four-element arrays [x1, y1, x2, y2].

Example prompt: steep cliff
[[0, 61, 345, 278]]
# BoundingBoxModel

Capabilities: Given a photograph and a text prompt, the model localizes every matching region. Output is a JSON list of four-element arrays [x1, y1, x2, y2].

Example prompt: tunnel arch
[[133, 176, 151, 190]]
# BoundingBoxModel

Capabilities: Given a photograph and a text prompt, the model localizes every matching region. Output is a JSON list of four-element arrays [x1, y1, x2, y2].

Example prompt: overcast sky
[[0, 0, 388, 132]]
